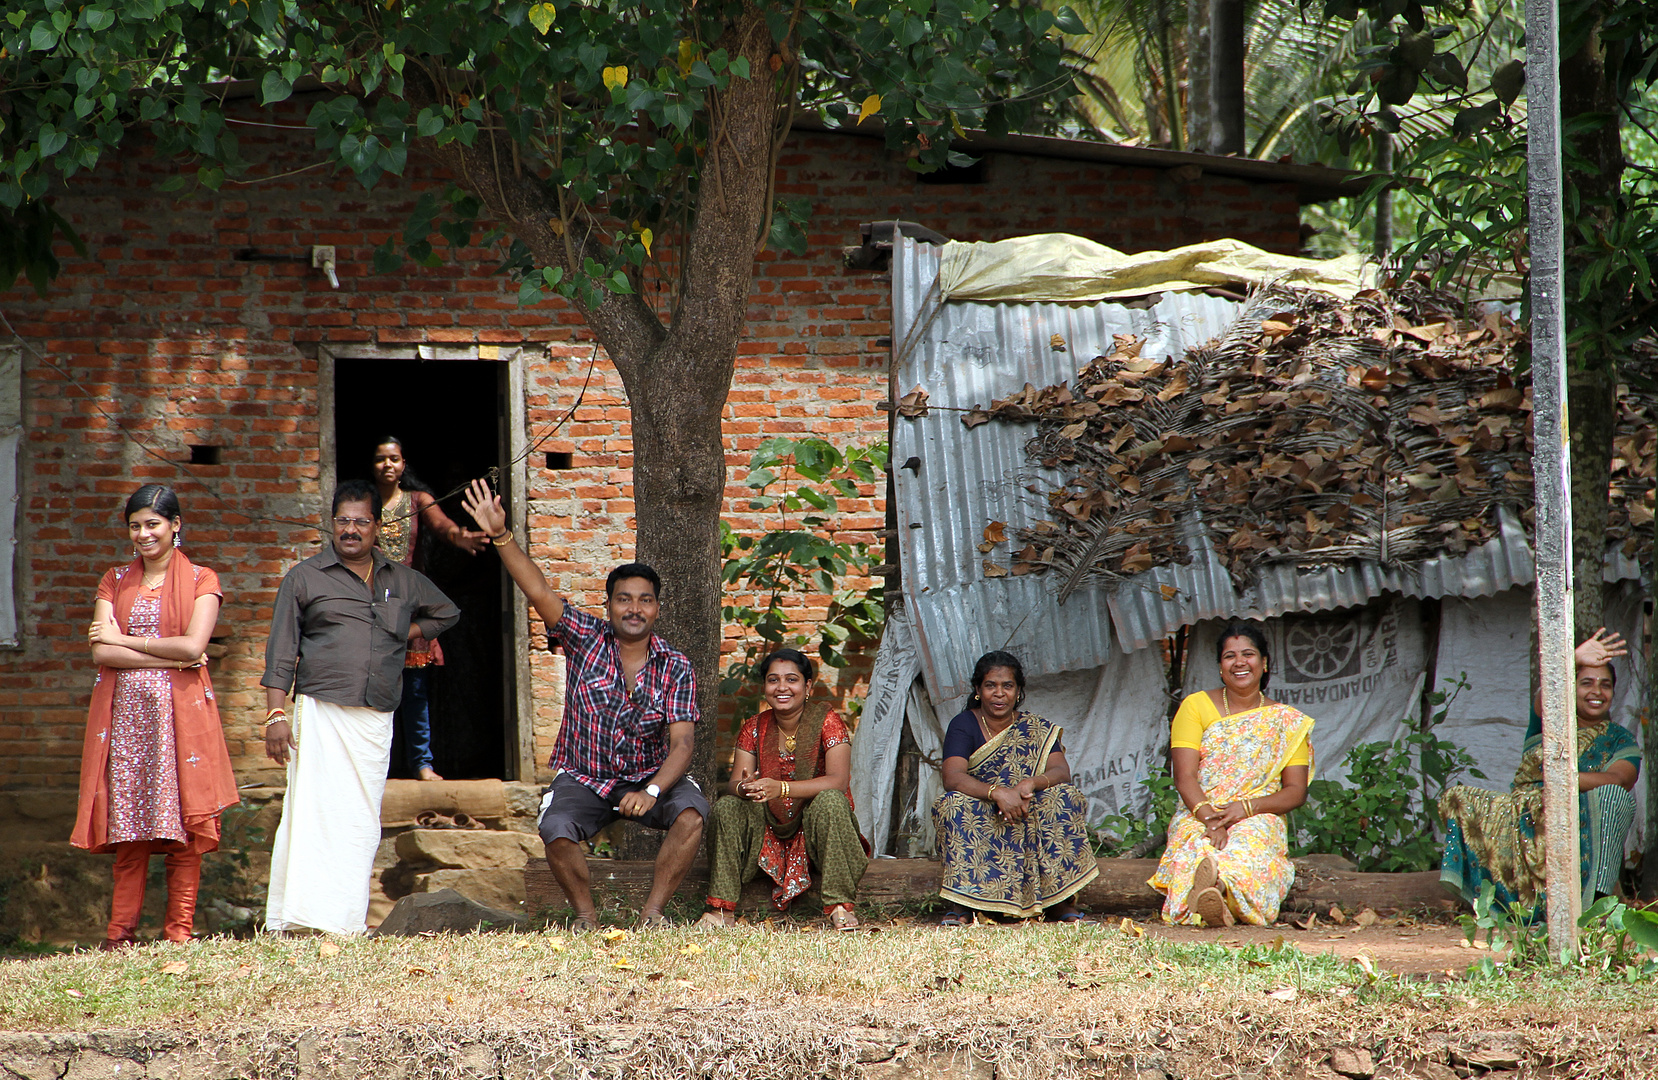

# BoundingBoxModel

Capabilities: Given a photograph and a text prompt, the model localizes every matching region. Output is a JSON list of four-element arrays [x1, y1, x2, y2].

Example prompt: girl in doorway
[[371, 436, 487, 780]]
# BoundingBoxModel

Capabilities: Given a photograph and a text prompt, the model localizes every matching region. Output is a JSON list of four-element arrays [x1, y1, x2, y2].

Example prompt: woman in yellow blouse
[[1149, 622, 1314, 926]]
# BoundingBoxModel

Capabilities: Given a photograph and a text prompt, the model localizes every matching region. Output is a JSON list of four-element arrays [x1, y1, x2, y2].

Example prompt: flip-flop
[[1049, 909, 1096, 925], [829, 906, 860, 931], [939, 909, 970, 928]]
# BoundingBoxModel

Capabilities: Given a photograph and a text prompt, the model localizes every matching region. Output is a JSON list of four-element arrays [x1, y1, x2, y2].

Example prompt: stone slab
[[394, 828, 541, 869]]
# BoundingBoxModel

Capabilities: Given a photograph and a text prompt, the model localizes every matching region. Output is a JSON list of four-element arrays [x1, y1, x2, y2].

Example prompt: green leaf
[[29, 22, 59, 51], [1491, 59, 1524, 107], [415, 108, 444, 138], [608, 270, 633, 293], [36, 125, 68, 158], [528, 2, 556, 34], [1623, 909, 1658, 953], [261, 70, 293, 106], [1053, 5, 1087, 34], [1451, 102, 1501, 138], [85, 7, 115, 33]]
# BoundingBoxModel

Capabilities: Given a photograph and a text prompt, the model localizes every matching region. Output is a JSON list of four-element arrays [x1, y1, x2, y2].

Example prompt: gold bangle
[[491, 529, 514, 547], [984, 783, 1000, 801], [781, 780, 790, 799]]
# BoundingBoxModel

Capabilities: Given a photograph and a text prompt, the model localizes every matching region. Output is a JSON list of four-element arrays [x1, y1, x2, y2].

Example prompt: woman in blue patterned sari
[[1439, 629, 1641, 917], [932, 651, 1099, 924]]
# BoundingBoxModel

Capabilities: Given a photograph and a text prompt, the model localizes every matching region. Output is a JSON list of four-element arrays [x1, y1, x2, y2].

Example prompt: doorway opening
[[333, 357, 510, 780]]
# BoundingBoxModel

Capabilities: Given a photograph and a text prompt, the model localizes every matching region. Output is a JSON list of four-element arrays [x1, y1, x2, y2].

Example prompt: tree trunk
[[1372, 133, 1393, 262], [1208, 0, 1247, 155], [1185, 0, 1212, 153], [418, 18, 782, 848], [1567, 367, 1616, 637], [1560, 0, 1623, 642], [1643, 553, 1658, 899]]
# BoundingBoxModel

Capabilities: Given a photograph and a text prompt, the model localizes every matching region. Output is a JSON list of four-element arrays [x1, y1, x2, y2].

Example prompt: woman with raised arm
[[932, 650, 1099, 925], [1150, 622, 1314, 927], [698, 648, 868, 930], [72, 485, 239, 948], [370, 436, 487, 780], [1439, 628, 1640, 916]]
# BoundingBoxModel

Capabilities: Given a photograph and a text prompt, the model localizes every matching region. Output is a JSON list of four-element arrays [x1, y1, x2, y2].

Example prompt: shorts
[[536, 772, 709, 845]]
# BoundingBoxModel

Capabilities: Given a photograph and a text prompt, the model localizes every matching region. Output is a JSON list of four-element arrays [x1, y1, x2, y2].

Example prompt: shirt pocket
[[577, 673, 622, 716], [374, 597, 413, 645], [630, 686, 667, 739]]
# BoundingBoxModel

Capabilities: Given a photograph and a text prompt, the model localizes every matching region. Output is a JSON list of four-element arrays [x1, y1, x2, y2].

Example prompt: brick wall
[[0, 93, 1306, 795]]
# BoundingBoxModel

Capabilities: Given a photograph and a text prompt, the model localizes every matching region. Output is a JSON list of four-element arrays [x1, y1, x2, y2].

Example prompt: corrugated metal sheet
[[891, 238, 1238, 711], [890, 237, 1643, 702]]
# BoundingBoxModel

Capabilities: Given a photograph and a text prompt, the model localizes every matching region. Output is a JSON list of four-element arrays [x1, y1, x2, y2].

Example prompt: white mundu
[[265, 695, 394, 935]]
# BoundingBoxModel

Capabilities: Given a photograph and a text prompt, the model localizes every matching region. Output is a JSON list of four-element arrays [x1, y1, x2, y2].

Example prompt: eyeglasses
[[333, 517, 376, 530]]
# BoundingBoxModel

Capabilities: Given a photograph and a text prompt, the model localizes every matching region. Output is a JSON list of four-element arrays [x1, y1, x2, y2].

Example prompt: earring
[[173, 531, 182, 548]]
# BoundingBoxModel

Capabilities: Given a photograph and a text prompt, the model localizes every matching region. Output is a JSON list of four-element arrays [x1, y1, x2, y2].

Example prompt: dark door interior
[[334, 357, 509, 780]]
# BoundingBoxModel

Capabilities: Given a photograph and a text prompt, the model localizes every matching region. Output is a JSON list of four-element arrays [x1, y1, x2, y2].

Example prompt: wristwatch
[[645, 783, 661, 799]]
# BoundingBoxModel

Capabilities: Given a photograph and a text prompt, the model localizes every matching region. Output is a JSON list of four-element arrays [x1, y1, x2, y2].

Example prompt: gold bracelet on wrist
[[490, 529, 514, 547], [984, 783, 1000, 801], [781, 780, 790, 799]]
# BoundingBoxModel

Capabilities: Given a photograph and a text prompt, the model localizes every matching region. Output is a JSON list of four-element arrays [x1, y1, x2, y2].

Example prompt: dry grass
[[3, 922, 1657, 1078]]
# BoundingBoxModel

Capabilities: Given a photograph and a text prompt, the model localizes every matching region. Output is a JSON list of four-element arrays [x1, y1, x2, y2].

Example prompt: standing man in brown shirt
[[261, 479, 459, 934]]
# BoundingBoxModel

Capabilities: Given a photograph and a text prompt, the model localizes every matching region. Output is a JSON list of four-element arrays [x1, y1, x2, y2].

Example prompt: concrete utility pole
[[1524, 0, 1579, 957]]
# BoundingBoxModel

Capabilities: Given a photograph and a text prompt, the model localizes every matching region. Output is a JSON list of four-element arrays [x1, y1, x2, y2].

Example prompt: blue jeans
[[391, 668, 434, 775]]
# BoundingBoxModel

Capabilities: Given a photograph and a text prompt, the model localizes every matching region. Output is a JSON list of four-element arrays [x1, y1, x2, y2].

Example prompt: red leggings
[[108, 841, 203, 945]]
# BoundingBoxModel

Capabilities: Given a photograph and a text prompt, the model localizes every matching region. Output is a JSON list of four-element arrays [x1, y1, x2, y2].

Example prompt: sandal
[[939, 909, 970, 928], [1190, 887, 1234, 928], [828, 905, 860, 931], [1190, 853, 1220, 899], [695, 910, 733, 930]]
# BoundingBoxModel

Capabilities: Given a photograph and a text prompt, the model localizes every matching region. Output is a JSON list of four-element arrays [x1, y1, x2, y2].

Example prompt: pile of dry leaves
[[960, 281, 1655, 594]]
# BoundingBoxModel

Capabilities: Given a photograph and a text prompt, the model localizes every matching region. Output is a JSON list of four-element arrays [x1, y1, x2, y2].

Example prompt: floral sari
[[1439, 718, 1640, 917], [1150, 699, 1314, 926], [932, 712, 1099, 918]]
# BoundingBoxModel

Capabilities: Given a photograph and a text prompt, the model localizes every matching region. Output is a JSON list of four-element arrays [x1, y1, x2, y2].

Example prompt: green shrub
[[1090, 768, 1179, 858], [720, 436, 887, 724], [1289, 675, 1483, 872]]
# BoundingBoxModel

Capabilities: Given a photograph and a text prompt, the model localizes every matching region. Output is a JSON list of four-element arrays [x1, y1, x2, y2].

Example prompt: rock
[[413, 868, 527, 913], [1448, 1036, 1523, 1072], [373, 889, 526, 936], [395, 829, 541, 870], [1328, 1047, 1376, 1079]]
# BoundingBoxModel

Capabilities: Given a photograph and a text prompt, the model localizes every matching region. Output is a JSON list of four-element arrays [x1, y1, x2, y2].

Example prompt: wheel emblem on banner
[[1284, 618, 1360, 681]]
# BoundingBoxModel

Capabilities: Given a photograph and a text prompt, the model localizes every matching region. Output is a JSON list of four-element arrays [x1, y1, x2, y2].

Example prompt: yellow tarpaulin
[[936, 234, 1372, 302]]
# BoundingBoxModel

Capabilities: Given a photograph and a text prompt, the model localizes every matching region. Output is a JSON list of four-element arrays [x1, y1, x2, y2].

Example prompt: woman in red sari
[[73, 485, 239, 948], [698, 649, 869, 930]]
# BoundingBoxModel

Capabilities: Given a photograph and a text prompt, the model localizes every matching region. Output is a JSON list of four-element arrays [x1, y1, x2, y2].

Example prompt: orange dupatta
[[70, 551, 240, 854]]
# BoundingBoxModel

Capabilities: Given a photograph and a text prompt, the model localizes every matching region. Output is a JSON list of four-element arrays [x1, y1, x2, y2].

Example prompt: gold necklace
[[1222, 686, 1262, 715]]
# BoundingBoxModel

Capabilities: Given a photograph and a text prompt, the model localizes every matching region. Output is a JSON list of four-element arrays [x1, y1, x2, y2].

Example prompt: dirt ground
[[1144, 919, 1481, 977]]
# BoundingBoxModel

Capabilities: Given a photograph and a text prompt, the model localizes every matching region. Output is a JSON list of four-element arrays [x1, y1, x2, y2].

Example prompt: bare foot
[[696, 910, 733, 929], [417, 767, 444, 781]]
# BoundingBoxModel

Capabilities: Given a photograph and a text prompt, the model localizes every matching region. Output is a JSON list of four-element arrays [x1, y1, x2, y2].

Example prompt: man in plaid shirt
[[462, 480, 707, 930]]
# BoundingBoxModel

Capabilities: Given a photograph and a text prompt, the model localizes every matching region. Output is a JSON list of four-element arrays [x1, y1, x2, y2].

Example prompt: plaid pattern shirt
[[548, 603, 698, 799]]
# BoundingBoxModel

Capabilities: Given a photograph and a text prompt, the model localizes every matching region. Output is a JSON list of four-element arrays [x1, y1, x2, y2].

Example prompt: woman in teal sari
[[1439, 629, 1641, 917], [932, 651, 1099, 923]]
